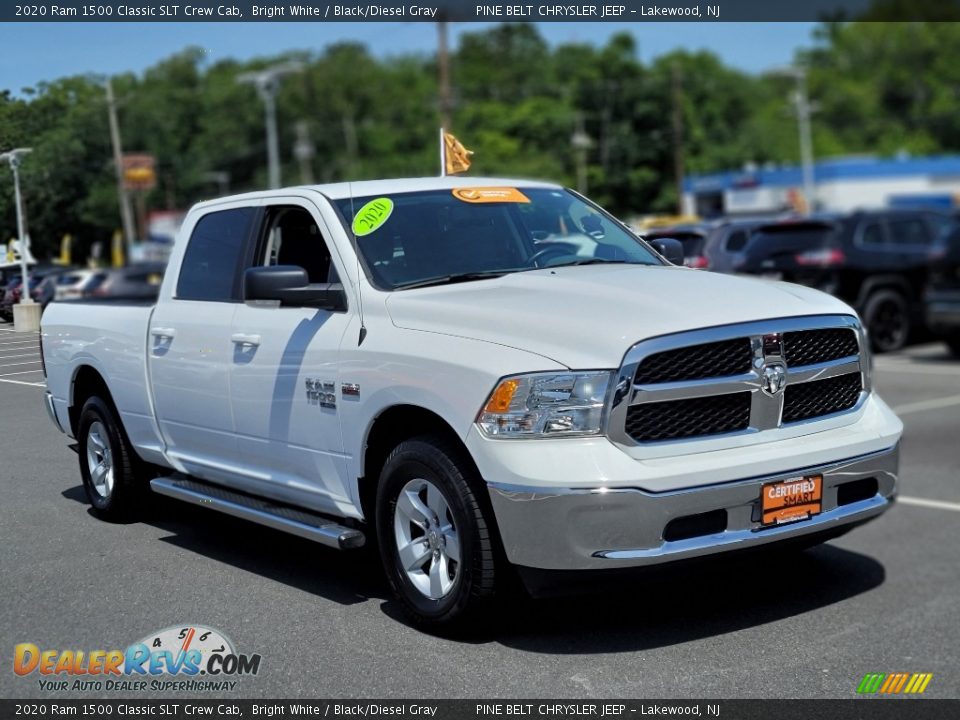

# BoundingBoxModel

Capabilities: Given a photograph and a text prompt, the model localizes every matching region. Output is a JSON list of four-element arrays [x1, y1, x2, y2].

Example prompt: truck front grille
[[613, 317, 866, 446], [783, 328, 859, 367], [782, 373, 863, 423], [634, 337, 752, 385], [625, 393, 751, 442]]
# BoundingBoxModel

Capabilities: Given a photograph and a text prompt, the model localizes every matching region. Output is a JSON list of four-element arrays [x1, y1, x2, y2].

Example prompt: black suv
[[925, 222, 960, 357], [738, 210, 952, 352]]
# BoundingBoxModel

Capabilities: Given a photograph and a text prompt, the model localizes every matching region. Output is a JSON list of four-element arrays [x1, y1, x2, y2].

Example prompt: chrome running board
[[150, 475, 365, 550]]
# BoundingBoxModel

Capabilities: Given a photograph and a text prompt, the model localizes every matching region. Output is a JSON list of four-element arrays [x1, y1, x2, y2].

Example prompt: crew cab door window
[[228, 202, 352, 513], [176, 207, 256, 301], [258, 206, 340, 284]]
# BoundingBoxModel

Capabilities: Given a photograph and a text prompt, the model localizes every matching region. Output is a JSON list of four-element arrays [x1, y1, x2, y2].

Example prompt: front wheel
[[375, 436, 498, 628], [77, 396, 144, 521], [864, 289, 910, 353]]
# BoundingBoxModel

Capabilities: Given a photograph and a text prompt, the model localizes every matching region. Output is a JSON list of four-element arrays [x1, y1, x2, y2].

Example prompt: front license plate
[[761, 474, 823, 526]]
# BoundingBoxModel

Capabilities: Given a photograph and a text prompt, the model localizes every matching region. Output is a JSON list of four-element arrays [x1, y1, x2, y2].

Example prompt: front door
[[228, 199, 353, 514]]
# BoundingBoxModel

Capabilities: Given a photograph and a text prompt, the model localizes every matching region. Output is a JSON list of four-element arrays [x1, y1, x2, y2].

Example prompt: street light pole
[[238, 62, 303, 189], [4, 149, 32, 300], [571, 114, 593, 195], [793, 69, 816, 216], [768, 64, 816, 215], [1, 148, 42, 331]]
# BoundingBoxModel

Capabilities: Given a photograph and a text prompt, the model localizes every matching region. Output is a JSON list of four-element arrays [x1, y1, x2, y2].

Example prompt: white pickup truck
[[42, 177, 903, 626]]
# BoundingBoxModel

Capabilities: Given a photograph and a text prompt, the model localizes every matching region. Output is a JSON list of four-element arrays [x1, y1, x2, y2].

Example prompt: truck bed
[[41, 300, 166, 463]]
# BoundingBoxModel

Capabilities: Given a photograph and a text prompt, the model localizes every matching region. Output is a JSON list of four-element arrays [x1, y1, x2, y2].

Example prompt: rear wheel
[[376, 436, 497, 628], [864, 289, 910, 353], [77, 396, 143, 521]]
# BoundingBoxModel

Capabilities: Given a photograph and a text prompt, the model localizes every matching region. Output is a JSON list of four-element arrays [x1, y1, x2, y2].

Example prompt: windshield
[[334, 187, 661, 290]]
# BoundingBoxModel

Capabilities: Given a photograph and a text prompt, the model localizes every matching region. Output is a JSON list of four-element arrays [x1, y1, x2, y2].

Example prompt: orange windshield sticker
[[452, 187, 530, 204]]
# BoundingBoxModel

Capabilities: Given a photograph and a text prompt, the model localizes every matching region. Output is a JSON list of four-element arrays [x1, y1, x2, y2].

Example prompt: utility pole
[[238, 62, 303, 189], [437, 19, 453, 131], [106, 77, 136, 255], [671, 63, 686, 216], [0, 148, 41, 331]]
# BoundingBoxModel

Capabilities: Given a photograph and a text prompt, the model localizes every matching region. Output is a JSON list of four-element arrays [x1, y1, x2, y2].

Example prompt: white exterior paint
[[40, 177, 903, 564]]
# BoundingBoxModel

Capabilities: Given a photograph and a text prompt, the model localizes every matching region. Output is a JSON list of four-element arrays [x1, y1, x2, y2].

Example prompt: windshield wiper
[[546, 258, 639, 268], [396, 270, 514, 290]]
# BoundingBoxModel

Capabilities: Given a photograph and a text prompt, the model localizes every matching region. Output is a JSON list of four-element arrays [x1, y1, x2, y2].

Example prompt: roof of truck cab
[[193, 176, 564, 209]]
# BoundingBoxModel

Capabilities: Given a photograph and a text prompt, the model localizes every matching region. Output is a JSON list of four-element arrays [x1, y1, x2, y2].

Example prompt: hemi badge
[[342, 383, 361, 397]]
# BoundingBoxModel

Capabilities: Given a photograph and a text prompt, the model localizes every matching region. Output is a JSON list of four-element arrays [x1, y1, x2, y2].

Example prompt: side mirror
[[244, 265, 346, 311], [649, 238, 685, 266]]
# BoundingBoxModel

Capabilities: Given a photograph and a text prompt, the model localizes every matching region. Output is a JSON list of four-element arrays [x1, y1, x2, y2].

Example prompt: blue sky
[[0, 22, 818, 94]]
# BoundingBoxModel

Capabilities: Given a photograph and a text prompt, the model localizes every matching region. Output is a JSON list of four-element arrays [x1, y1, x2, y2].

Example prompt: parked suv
[[737, 210, 952, 352], [926, 221, 960, 356]]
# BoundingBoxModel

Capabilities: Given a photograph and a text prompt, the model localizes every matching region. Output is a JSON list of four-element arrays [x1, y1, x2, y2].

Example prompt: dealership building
[[683, 154, 960, 218]]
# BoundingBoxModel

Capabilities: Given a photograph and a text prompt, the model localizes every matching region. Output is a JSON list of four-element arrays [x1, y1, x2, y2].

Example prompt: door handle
[[231, 333, 261, 347], [151, 327, 176, 339]]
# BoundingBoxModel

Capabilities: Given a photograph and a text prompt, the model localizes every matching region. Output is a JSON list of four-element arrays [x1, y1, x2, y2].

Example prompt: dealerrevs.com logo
[[14, 624, 262, 693]]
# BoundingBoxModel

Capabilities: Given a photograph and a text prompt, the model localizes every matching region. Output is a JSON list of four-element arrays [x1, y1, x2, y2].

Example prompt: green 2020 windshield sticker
[[352, 198, 394, 236]]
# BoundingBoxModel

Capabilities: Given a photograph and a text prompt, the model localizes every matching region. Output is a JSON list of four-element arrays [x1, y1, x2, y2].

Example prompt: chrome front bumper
[[487, 444, 898, 571]]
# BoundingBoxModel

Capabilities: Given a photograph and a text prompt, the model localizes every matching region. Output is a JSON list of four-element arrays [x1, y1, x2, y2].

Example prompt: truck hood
[[385, 265, 855, 368]]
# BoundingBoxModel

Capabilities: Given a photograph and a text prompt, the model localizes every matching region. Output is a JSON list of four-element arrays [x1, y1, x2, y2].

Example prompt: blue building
[[683, 155, 960, 218]]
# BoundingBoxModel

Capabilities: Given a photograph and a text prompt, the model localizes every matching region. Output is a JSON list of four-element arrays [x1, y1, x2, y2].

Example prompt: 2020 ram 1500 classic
[[41, 177, 903, 626]]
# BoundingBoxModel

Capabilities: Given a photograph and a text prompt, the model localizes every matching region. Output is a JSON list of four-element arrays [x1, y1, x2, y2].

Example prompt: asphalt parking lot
[[1, 321, 957, 700]]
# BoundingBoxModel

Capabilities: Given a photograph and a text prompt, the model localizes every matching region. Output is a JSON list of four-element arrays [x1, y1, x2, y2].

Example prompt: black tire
[[863, 289, 910, 353], [945, 335, 960, 358], [77, 396, 143, 521], [375, 436, 497, 628]]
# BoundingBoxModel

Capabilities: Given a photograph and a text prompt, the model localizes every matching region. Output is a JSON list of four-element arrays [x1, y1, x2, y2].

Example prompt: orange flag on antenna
[[443, 131, 473, 175]]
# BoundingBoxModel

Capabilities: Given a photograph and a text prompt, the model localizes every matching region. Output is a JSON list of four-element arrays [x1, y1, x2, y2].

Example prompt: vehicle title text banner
[[5, 0, 960, 22], [3, 700, 960, 720]]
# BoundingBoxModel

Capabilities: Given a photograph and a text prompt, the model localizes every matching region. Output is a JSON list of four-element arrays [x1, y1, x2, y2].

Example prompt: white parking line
[[0, 361, 41, 368], [0, 353, 39, 360], [0, 377, 45, 387], [874, 362, 960, 377], [0, 340, 40, 347], [0, 369, 44, 377], [0, 346, 39, 353], [899, 495, 960, 513], [892, 394, 960, 416]]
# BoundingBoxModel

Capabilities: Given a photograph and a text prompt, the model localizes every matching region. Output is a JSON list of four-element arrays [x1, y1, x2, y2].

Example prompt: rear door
[[227, 197, 354, 514], [148, 206, 257, 482]]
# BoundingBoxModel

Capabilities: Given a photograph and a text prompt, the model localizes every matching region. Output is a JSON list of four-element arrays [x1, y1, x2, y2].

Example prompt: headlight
[[477, 371, 614, 438]]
